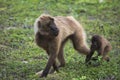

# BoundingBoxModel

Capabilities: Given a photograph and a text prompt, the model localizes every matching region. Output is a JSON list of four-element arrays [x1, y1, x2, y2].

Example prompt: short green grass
[[0, 0, 120, 80]]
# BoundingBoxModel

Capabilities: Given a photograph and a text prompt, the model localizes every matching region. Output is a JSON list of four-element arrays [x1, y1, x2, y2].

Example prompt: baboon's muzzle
[[51, 27, 59, 36]]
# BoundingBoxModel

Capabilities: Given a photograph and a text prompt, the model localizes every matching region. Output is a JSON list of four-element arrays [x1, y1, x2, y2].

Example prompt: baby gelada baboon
[[86, 35, 112, 63], [34, 14, 90, 77]]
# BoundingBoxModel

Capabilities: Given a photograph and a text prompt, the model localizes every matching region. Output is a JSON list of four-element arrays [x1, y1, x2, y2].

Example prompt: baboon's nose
[[51, 27, 59, 36], [54, 28, 59, 36]]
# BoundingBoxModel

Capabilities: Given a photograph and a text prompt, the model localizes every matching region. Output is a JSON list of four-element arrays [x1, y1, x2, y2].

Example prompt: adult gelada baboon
[[85, 35, 112, 63], [34, 14, 90, 77]]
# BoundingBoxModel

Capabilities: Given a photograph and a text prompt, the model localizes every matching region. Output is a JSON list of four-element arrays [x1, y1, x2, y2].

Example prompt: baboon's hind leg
[[71, 32, 90, 55], [102, 46, 111, 62], [57, 45, 65, 67]]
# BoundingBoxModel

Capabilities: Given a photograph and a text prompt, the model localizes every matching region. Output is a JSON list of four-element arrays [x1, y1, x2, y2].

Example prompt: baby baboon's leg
[[102, 46, 110, 62], [71, 32, 90, 55], [57, 44, 65, 67]]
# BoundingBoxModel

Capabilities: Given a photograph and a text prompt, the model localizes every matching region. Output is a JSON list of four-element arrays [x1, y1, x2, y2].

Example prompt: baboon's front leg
[[46, 51, 59, 73], [40, 53, 57, 77], [40, 42, 60, 78], [53, 60, 59, 72]]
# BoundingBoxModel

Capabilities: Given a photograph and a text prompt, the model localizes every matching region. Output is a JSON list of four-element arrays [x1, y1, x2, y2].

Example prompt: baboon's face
[[91, 37, 99, 50], [38, 17, 59, 37]]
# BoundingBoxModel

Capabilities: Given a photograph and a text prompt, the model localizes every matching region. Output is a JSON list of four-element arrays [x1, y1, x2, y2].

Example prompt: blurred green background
[[0, 0, 120, 80]]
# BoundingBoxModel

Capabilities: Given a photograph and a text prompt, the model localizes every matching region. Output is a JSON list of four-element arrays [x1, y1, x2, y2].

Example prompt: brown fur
[[85, 35, 112, 63], [34, 14, 90, 77]]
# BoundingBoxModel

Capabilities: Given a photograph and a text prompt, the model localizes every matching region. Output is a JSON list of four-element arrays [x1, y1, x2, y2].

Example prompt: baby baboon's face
[[91, 36, 99, 50], [38, 17, 59, 37]]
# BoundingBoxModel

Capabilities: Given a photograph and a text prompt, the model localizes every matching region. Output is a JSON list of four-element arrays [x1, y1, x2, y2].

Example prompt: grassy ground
[[0, 0, 120, 80]]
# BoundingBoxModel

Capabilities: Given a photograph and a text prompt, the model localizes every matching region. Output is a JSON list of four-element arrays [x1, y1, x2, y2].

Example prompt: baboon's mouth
[[53, 31, 59, 36], [51, 28, 59, 36], [50, 27, 59, 36]]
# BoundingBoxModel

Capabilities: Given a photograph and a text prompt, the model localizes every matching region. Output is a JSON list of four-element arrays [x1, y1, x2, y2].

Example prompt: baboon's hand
[[85, 55, 91, 63], [36, 70, 47, 78], [40, 71, 48, 78]]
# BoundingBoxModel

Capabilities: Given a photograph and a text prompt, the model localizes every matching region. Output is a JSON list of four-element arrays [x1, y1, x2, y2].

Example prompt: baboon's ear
[[47, 17, 54, 26], [38, 21, 41, 28], [49, 17, 54, 23]]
